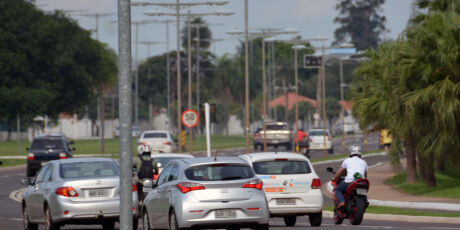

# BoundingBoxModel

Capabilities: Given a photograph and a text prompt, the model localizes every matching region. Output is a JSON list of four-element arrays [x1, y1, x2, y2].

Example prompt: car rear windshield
[[143, 133, 167, 138], [30, 139, 64, 150], [60, 161, 120, 179], [266, 124, 288, 130], [184, 164, 255, 181], [308, 131, 329, 136], [253, 160, 311, 175]]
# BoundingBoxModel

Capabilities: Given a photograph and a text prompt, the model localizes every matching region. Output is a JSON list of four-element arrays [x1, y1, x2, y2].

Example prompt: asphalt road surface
[[1, 132, 459, 229]]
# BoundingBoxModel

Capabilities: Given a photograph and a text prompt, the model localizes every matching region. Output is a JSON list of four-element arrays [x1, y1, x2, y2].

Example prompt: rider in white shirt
[[332, 145, 368, 208]]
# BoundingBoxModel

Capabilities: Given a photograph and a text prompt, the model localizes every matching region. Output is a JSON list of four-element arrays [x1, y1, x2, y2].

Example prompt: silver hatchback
[[21, 158, 139, 230], [141, 157, 270, 230]]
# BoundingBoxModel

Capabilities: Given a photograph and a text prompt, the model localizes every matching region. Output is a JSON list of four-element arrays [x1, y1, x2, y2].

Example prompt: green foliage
[[181, 17, 212, 50], [333, 0, 387, 50]]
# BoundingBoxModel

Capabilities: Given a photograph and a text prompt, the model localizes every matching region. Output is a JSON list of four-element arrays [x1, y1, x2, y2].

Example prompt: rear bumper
[[309, 142, 332, 150], [266, 190, 323, 216]]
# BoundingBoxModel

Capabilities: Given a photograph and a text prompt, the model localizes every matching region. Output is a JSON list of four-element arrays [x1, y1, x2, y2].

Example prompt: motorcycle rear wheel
[[349, 197, 366, 225]]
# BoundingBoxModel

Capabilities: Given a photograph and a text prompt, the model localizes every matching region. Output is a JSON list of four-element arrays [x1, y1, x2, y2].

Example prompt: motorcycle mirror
[[21, 177, 31, 186], [326, 167, 334, 173]]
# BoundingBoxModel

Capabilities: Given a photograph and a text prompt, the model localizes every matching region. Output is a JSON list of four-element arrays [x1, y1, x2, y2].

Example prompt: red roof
[[269, 92, 317, 110], [339, 100, 353, 110]]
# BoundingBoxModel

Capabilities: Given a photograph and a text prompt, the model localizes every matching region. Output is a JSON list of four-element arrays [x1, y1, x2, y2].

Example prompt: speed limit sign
[[181, 109, 199, 128]]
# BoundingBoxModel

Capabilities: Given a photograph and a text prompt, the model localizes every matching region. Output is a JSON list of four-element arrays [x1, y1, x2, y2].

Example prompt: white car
[[308, 128, 333, 153], [239, 152, 323, 227], [137, 131, 177, 153]]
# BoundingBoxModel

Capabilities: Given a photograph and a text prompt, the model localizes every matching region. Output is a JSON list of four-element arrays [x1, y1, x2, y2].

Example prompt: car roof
[[151, 153, 193, 158], [34, 133, 67, 139], [52, 157, 116, 164], [178, 157, 250, 167], [239, 152, 309, 162]]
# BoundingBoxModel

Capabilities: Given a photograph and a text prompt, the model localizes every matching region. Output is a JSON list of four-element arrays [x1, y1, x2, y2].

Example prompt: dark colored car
[[26, 134, 75, 177]]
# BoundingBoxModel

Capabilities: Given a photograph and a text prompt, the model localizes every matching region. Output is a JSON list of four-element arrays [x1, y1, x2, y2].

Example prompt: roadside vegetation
[[323, 205, 460, 218]]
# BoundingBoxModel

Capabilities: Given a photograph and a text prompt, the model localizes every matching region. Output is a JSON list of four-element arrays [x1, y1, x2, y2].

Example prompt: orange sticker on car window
[[265, 187, 284, 192], [270, 176, 276, 179]]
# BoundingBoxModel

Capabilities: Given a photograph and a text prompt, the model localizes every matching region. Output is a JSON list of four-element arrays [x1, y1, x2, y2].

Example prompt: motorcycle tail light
[[27, 153, 34, 160], [132, 184, 137, 192], [242, 179, 263, 190], [311, 178, 321, 189], [56, 187, 78, 197], [331, 180, 336, 186], [59, 153, 67, 159], [177, 182, 205, 193]]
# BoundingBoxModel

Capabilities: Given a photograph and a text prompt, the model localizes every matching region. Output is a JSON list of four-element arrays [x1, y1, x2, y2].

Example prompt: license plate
[[276, 198, 296, 205], [142, 187, 152, 193], [88, 189, 109, 197], [356, 188, 367, 195], [215, 209, 237, 218]]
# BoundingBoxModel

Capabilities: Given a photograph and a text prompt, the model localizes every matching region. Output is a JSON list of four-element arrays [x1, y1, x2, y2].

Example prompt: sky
[[36, 0, 414, 62]]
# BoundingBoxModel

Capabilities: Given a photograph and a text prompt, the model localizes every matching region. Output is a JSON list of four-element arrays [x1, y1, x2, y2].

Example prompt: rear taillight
[[311, 178, 321, 189], [59, 153, 67, 159], [56, 187, 78, 197], [331, 180, 336, 186], [132, 184, 137, 192], [162, 141, 172, 145], [27, 153, 34, 160], [176, 182, 205, 193], [137, 142, 146, 146], [328, 136, 331, 141], [275, 158, 288, 161], [242, 179, 263, 190]]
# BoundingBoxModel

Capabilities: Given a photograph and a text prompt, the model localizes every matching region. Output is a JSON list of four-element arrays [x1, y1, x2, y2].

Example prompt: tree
[[333, 0, 388, 51], [181, 17, 212, 50]]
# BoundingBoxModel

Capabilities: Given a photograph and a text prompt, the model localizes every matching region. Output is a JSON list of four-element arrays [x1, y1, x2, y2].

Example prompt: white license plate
[[215, 209, 237, 218], [143, 187, 152, 193], [276, 198, 296, 205], [88, 189, 109, 197], [356, 188, 367, 195]]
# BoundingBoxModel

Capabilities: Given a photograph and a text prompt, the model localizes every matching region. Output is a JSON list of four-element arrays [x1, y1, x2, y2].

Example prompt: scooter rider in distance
[[133, 144, 158, 201], [332, 145, 369, 209]]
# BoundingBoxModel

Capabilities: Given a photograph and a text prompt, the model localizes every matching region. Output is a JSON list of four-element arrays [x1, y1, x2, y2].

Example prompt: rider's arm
[[332, 167, 346, 181]]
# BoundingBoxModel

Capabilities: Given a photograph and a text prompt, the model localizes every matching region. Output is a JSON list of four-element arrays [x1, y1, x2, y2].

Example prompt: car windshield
[[30, 139, 64, 150], [184, 163, 254, 181], [253, 160, 311, 175], [308, 131, 329, 136], [153, 157, 186, 168], [266, 124, 288, 130], [144, 133, 167, 138], [60, 161, 120, 179]]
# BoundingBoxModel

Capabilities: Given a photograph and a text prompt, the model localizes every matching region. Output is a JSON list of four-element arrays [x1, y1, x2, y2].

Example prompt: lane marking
[[9, 188, 25, 203]]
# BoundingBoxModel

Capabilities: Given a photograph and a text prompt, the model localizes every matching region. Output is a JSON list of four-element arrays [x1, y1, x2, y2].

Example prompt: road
[[1, 132, 458, 229]]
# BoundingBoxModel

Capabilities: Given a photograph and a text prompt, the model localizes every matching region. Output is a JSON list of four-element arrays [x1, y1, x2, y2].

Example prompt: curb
[[322, 211, 460, 224]]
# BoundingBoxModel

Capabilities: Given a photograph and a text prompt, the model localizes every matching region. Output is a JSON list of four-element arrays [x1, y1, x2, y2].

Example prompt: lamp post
[[292, 44, 306, 153]]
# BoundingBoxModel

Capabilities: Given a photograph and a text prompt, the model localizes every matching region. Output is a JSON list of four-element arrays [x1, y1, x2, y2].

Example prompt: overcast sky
[[36, 0, 413, 61]]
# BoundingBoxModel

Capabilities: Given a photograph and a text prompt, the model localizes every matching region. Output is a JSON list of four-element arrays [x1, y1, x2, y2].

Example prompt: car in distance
[[26, 133, 75, 177], [240, 152, 323, 227], [308, 128, 333, 153], [114, 125, 142, 137], [150, 153, 194, 180], [254, 122, 293, 150], [21, 158, 139, 230], [141, 157, 270, 230], [137, 130, 177, 153]]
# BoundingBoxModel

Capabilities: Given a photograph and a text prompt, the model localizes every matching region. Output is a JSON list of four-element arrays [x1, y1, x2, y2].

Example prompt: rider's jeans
[[336, 181, 350, 204]]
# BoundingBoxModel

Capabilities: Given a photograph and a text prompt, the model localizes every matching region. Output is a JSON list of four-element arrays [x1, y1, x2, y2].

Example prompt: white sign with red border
[[181, 109, 199, 128]]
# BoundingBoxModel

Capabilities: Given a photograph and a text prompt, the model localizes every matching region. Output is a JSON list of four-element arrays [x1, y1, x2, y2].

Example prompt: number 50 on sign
[[181, 109, 199, 128]]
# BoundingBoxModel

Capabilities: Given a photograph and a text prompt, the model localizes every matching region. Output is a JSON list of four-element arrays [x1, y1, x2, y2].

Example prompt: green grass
[[323, 205, 460, 218], [385, 168, 460, 199], [0, 159, 27, 167]]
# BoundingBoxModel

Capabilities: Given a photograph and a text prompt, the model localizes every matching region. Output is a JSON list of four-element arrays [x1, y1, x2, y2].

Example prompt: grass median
[[323, 205, 460, 218], [385, 168, 460, 199]]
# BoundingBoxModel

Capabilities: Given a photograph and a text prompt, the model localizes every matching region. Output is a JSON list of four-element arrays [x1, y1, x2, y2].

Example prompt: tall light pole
[[132, 0, 230, 154], [187, 10, 193, 154], [293, 44, 306, 152], [244, 0, 250, 153]]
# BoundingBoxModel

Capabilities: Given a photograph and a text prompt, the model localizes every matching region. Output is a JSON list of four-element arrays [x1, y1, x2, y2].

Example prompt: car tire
[[309, 212, 322, 226], [328, 147, 334, 154], [22, 204, 38, 230], [169, 210, 181, 230], [254, 224, 269, 230], [133, 216, 139, 230], [283, 216, 296, 226], [102, 221, 115, 230], [286, 143, 292, 151], [253, 144, 258, 150], [142, 210, 152, 230], [45, 205, 60, 230]]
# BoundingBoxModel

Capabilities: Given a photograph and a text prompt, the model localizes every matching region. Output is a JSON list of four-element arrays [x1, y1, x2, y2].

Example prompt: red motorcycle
[[326, 167, 369, 225]]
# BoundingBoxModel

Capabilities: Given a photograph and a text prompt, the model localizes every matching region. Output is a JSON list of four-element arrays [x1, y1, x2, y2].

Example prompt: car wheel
[[253, 144, 258, 150], [283, 216, 296, 226], [169, 210, 180, 230], [254, 224, 269, 230], [26, 165, 35, 177], [286, 143, 292, 150], [45, 206, 60, 230], [133, 216, 139, 230], [328, 147, 334, 154], [22, 204, 38, 230], [142, 210, 152, 230], [102, 221, 115, 230], [309, 212, 322, 226]]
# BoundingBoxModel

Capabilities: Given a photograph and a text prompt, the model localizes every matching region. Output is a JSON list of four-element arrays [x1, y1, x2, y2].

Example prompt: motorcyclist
[[133, 144, 157, 200], [294, 128, 309, 151], [332, 145, 368, 209]]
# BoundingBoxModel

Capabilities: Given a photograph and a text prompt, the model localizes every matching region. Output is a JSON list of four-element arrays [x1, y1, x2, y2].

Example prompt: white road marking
[[9, 188, 25, 203]]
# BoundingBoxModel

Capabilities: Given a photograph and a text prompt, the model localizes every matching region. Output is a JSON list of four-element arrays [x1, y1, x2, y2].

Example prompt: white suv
[[308, 128, 333, 153], [240, 152, 323, 227]]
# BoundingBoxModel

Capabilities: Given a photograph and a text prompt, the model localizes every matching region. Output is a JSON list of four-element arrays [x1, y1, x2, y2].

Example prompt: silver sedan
[[141, 157, 270, 230], [21, 157, 139, 230]]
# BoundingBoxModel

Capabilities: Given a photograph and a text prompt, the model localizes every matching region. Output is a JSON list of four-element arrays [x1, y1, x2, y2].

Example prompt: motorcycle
[[326, 167, 369, 225], [299, 137, 310, 158]]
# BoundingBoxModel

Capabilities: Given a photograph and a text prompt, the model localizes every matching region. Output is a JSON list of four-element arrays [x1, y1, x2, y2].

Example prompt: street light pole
[[262, 36, 267, 152], [175, 0, 183, 152], [339, 58, 346, 154], [294, 44, 299, 153], [187, 10, 193, 154], [321, 44, 327, 157], [135, 22, 139, 126], [244, 0, 250, 154]]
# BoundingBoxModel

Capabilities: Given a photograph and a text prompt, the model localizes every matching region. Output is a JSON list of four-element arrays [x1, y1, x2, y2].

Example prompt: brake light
[[162, 141, 172, 145], [132, 184, 137, 192], [27, 153, 34, 160], [137, 142, 146, 146], [59, 153, 67, 159], [275, 158, 288, 161], [331, 180, 336, 186], [56, 187, 78, 197], [311, 178, 321, 189], [176, 182, 205, 193], [242, 179, 263, 190]]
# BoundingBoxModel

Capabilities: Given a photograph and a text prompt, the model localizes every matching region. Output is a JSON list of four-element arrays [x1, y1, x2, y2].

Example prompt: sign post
[[181, 109, 199, 154], [205, 103, 211, 157]]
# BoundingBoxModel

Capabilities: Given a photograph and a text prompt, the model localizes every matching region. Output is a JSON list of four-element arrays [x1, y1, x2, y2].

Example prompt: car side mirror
[[0, 161, 2, 165], [21, 177, 31, 185], [326, 167, 334, 173], [72, 147, 76, 151], [132, 168, 138, 176], [26, 147, 29, 151]]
